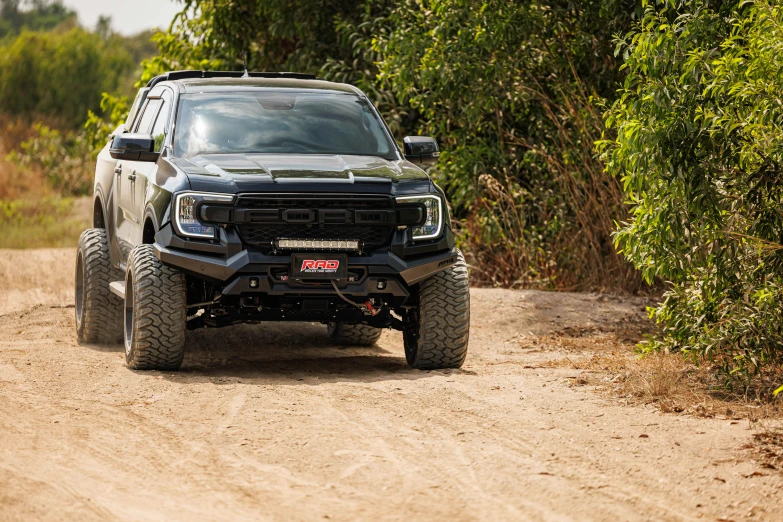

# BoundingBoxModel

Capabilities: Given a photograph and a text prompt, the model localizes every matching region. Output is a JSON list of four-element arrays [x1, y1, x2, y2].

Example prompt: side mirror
[[109, 133, 159, 162], [403, 136, 440, 166]]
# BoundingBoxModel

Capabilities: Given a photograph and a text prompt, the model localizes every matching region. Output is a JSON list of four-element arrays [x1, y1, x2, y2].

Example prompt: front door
[[114, 89, 171, 264]]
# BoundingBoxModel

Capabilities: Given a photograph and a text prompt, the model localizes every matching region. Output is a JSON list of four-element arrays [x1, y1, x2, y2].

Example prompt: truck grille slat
[[234, 194, 395, 250]]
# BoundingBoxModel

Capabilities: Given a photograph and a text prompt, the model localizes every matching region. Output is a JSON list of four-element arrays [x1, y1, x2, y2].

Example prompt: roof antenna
[[242, 50, 249, 78]]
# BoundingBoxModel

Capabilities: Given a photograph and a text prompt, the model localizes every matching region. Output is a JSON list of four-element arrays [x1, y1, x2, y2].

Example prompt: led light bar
[[276, 239, 360, 251]]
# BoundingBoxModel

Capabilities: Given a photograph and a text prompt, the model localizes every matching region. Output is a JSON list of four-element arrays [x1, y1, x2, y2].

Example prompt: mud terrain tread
[[405, 250, 470, 369], [76, 229, 123, 344], [328, 322, 383, 346], [125, 245, 186, 370]]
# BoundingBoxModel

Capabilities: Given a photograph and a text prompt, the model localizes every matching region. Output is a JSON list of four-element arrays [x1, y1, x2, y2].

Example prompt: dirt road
[[1, 248, 781, 521]]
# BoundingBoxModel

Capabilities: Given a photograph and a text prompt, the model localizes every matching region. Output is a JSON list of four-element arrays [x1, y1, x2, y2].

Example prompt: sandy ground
[[0, 248, 781, 521]]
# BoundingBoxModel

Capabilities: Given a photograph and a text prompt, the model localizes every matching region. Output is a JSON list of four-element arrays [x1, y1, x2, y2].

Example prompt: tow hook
[[331, 280, 382, 316], [364, 301, 380, 317]]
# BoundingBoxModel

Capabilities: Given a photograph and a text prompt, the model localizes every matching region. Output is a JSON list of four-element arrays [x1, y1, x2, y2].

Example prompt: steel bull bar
[[153, 243, 460, 295]]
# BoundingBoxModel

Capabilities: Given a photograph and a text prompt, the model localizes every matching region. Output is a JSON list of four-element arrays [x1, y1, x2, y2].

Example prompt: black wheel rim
[[75, 250, 85, 327], [124, 271, 134, 353]]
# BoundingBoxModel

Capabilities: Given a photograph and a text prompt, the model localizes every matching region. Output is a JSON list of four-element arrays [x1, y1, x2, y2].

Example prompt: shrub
[[600, 0, 783, 382], [0, 14, 154, 127], [373, 0, 641, 291], [7, 123, 93, 196]]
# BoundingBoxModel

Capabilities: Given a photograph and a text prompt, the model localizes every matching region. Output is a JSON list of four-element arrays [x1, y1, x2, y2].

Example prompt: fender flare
[[93, 188, 107, 228], [143, 205, 160, 243]]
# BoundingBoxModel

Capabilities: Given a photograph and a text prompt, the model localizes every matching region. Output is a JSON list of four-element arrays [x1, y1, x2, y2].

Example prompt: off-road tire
[[328, 322, 383, 346], [75, 228, 123, 344], [124, 244, 186, 370], [404, 250, 470, 369]]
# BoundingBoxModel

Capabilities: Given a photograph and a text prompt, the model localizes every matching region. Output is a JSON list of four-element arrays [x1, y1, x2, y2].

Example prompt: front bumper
[[153, 223, 458, 298]]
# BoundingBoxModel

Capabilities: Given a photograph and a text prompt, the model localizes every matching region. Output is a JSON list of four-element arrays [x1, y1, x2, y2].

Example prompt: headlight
[[174, 192, 234, 238], [396, 195, 443, 240]]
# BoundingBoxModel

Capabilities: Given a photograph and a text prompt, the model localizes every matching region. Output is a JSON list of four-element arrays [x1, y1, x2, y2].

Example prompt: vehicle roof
[[168, 77, 361, 95]]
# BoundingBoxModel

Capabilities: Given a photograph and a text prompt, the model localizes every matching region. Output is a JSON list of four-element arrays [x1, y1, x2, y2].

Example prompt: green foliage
[[0, 0, 75, 38], [83, 92, 129, 156], [0, 27, 122, 123], [375, 1, 632, 198], [7, 122, 93, 195], [373, 0, 640, 289], [601, 0, 783, 381], [0, 5, 157, 198], [137, 1, 395, 87], [0, 196, 90, 248], [0, 12, 155, 126]]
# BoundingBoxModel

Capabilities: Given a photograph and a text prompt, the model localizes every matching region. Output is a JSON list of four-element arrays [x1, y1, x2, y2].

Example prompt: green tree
[[601, 0, 783, 382], [0, 0, 75, 38], [0, 24, 154, 124], [374, 0, 639, 289], [137, 0, 395, 85]]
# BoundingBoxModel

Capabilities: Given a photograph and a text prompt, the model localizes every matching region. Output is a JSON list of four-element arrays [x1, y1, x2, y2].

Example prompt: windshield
[[173, 91, 397, 159]]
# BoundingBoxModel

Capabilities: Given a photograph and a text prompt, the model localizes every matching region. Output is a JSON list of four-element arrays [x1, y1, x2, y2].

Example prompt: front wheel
[[124, 245, 187, 370], [404, 250, 470, 370]]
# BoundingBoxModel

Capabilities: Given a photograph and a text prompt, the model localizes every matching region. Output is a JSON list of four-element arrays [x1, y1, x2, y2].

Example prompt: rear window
[[135, 99, 162, 133], [173, 91, 396, 159]]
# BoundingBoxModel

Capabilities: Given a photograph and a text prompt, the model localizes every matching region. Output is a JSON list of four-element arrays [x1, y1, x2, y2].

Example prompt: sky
[[62, 0, 182, 35]]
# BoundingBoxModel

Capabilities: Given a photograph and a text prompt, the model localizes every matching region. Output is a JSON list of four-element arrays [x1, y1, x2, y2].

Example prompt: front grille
[[235, 194, 395, 250], [238, 195, 392, 210]]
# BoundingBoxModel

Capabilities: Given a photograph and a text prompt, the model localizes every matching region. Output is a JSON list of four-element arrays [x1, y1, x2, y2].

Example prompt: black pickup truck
[[76, 70, 470, 371]]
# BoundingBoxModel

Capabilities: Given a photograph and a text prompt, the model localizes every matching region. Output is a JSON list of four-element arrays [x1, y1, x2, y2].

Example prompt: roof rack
[[146, 70, 319, 89]]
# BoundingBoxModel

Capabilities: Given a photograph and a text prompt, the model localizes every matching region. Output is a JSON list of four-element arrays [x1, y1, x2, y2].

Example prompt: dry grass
[[750, 428, 783, 471], [540, 314, 783, 421], [544, 329, 783, 473], [0, 116, 52, 200], [1, 116, 92, 248], [550, 348, 783, 419], [460, 71, 648, 294], [0, 196, 91, 249]]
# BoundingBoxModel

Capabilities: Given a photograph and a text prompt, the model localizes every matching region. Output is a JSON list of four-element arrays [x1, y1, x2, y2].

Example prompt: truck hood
[[170, 153, 430, 193]]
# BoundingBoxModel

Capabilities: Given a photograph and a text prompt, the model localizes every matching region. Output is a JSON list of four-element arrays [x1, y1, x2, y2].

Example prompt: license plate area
[[291, 253, 348, 280]]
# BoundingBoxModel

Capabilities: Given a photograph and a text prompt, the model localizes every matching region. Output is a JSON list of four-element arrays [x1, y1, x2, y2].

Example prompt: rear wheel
[[328, 322, 383, 346], [75, 229, 123, 344], [404, 250, 470, 369], [124, 245, 187, 370]]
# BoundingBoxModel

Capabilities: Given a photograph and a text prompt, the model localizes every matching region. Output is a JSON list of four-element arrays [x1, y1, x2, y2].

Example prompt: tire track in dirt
[[1, 248, 782, 521]]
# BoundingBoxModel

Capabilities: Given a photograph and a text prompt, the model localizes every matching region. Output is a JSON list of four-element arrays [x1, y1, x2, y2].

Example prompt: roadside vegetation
[[601, 0, 783, 389], [0, 0, 155, 247], [1, 0, 783, 391]]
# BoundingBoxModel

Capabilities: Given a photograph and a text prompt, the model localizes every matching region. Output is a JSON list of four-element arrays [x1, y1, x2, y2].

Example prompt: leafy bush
[[601, 0, 783, 381], [7, 123, 93, 196], [367, 0, 642, 290], [0, 11, 155, 126], [83, 92, 129, 155], [0, 27, 119, 123], [0, 0, 75, 39]]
